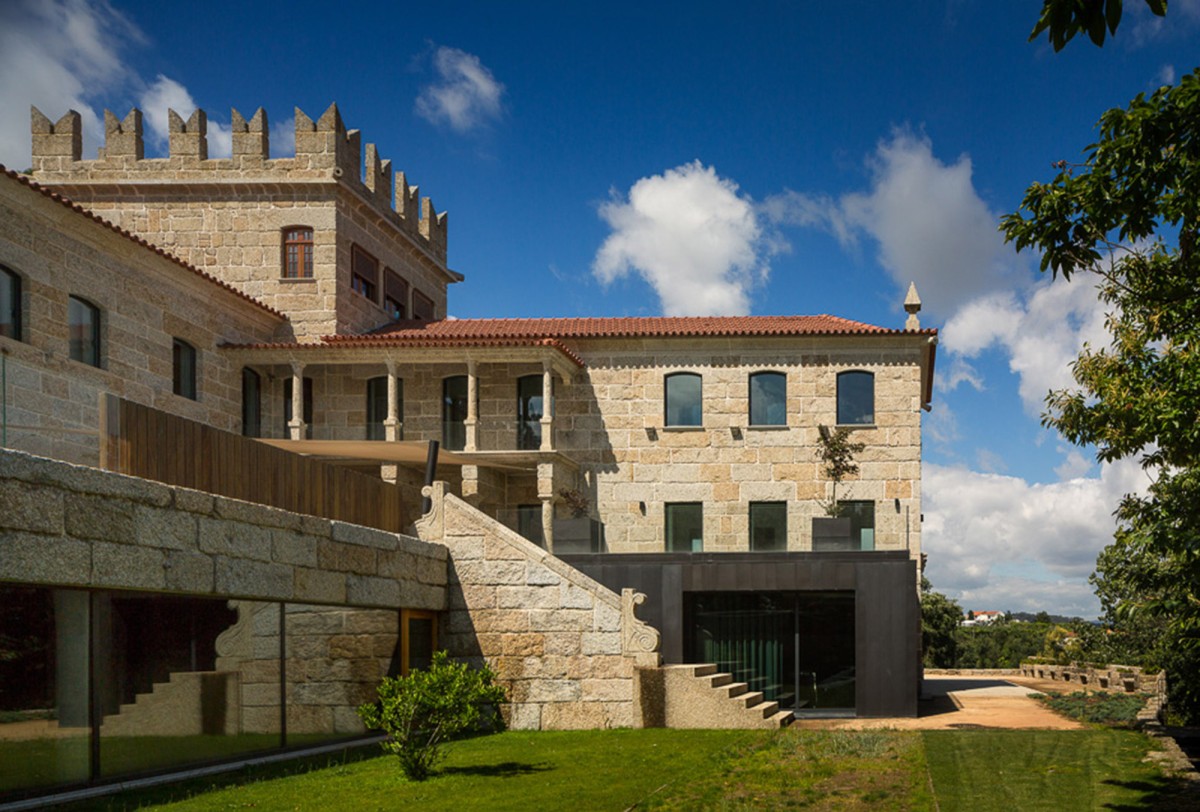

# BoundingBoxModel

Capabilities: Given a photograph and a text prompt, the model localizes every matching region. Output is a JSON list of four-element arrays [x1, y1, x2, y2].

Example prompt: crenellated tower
[[29, 103, 458, 340]]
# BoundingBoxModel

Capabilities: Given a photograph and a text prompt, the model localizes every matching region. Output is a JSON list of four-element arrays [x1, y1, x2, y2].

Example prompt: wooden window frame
[[351, 244, 379, 302], [281, 227, 314, 279], [400, 609, 438, 677], [412, 289, 435, 321]]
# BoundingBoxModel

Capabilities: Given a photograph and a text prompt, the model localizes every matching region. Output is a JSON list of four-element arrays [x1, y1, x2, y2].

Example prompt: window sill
[[835, 424, 876, 430], [661, 426, 705, 432], [745, 424, 788, 431], [278, 277, 316, 283]]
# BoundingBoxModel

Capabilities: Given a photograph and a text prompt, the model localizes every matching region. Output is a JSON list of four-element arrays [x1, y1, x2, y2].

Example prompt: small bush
[[357, 651, 507, 781], [1036, 691, 1151, 728]]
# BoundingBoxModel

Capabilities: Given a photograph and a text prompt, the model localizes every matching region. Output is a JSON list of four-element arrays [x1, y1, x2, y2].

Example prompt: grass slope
[[923, 729, 1186, 811], [44, 727, 1193, 811]]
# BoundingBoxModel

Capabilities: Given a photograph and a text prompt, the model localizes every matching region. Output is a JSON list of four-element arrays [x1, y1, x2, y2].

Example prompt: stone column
[[384, 359, 401, 441], [464, 360, 478, 452], [540, 362, 554, 451], [288, 363, 306, 441], [541, 497, 555, 554]]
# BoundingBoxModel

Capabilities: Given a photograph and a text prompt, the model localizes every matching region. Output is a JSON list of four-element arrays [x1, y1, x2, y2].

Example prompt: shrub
[[357, 651, 508, 780]]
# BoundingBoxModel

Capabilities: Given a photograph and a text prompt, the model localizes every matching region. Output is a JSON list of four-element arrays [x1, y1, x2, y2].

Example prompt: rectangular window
[[366, 376, 394, 441], [517, 504, 544, 547], [412, 289, 435, 321], [351, 245, 379, 301], [665, 502, 703, 552], [68, 295, 100, 367], [749, 502, 787, 551], [840, 500, 876, 551], [282, 227, 314, 279], [1, 265, 20, 340], [836, 371, 875, 425], [284, 377, 314, 438], [442, 375, 467, 450], [242, 367, 262, 438], [517, 374, 544, 450], [749, 372, 786, 426], [665, 372, 702, 427], [172, 338, 197, 400], [384, 270, 409, 320]]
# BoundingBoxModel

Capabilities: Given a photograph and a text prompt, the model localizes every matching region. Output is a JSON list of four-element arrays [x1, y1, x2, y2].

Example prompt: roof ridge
[[0, 165, 286, 320]]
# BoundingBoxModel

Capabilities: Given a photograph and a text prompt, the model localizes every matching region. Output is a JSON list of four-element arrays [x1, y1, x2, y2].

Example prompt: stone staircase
[[101, 671, 238, 737], [659, 664, 793, 729]]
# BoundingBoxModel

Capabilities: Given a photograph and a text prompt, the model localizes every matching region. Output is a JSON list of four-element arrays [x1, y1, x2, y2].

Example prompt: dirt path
[[790, 675, 1083, 730]]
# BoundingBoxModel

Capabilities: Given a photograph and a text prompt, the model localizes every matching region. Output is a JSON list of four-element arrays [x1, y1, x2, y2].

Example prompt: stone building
[[0, 103, 936, 802]]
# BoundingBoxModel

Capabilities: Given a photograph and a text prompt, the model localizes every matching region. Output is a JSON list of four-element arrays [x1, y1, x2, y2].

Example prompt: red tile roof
[[347, 315, 936, 341], [1, 166, 285, 320]]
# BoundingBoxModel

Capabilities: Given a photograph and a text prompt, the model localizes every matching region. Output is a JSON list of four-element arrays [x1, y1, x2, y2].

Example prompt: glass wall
[[0, 586, 90, 795], [686, 591, 855, 713], [0, 585, 409, 803]]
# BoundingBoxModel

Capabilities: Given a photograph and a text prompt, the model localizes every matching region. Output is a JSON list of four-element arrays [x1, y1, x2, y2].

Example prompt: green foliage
[[921, 577, 963, 668], [1035, 691, 1150, 727], [1029, 0, 1167, 52], [1002, 68, 1200, 725], [816, 425, 865, 516], [357, 650, 507, 781], [955, 623, 1050, 669]]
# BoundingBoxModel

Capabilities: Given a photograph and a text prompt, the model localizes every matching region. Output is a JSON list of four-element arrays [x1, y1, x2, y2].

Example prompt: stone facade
[[415, 482, 661, 730], [28, 105, 457, 339], [0, 448, 447, 607], [0, 169, 285, 466]]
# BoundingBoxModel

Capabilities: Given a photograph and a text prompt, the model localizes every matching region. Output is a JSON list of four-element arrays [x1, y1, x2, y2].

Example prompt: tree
[[357, 651, 507, 781], [921, 576, 963, 667], [1001, 69, 1200, 721], [1029, 0, 1167, 52], [816, 425, 865, 516]]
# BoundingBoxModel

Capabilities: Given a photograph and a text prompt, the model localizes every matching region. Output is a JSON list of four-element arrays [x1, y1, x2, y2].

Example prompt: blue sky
[[3, 0, 1198, 616]]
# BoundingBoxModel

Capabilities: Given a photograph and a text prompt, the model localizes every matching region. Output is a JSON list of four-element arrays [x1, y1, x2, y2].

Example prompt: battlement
[[29, 103, 447, 261]]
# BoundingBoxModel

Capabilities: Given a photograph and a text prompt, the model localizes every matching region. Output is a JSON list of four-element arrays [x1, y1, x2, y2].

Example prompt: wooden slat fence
[[99, 394, 406, 533]]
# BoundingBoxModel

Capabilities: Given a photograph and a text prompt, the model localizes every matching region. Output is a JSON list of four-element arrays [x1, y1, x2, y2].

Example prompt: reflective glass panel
[[749, 372, 786, 426], [665, 373, 702, 427]]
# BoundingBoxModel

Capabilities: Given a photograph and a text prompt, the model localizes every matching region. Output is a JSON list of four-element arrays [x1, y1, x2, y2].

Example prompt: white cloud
[[593, 161, 768, 316], [922, 457, 1150, 616], [766, 130, 1024, 318], [1157, 64, 1176, 86], [0, 0, 141, 167], [1054, 449, 1093, 481], [942, 277, 1109, 416], [415, 46, 504, 134], [138, 74, 233, 158]]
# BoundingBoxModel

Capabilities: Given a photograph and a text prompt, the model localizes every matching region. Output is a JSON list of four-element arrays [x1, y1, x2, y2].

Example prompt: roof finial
[[904, 282, 921, 331]]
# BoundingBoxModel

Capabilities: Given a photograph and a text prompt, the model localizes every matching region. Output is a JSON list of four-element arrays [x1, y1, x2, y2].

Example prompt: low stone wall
[[924, 668, 1023, 677], [1018, 662, 1164, 695], [415, 481, 660, 731], [0, 448, 447, 608]]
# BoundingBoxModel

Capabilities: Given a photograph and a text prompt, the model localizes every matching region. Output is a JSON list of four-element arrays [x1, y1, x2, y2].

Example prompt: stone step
[[766, 709, 795, 727], [735, 690, 765, 709], [705, 672, 733, 689], [692, 663, 717, 677], [752, 699, 780, 718], [718, 681, 749, 700]]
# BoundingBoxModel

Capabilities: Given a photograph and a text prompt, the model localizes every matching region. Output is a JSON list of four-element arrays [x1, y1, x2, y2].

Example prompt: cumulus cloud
[[922, 457, 1150, 617], [138, 75, 234, 158], [593, 161, 768, 316], [0, 0, 141, 167], [765, 130, 1022, 318], [941, 277, 1109, 416], [415, 46, 504, 133]]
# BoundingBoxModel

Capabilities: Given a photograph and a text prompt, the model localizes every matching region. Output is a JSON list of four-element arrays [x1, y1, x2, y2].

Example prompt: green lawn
[[46, 726, 1194, 811]]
